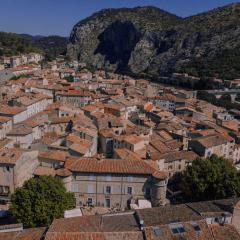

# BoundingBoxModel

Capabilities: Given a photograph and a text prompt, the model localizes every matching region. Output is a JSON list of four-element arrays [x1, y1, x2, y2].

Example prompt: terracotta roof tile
[[0, 148, 26, 165], [34, 166, 56, 177], [0, 227, 46, 240], [65, 157, 156, 175], [45, 213, 143, 240], [194, 134, 228, 148], [136, 204, 202, 227], [39, 150, 69, 162], [114, 148, 142, 161], [0, 105, 26, 115], [144, 220, 213, 240], [55, 168, 72, 177], [210, 224, 240, 240]]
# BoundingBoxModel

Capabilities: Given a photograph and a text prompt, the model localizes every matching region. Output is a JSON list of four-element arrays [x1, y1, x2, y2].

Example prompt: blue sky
[[0, 0, 238, 36]]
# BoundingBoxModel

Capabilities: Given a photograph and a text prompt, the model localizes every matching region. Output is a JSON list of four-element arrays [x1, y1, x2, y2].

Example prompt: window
[[127, 187, 133, 195], [207, 151, 211, 157], [106, 186, 111, 194], [87, 198, 93, 206], [145, 187, 151, 196], [5, 186, 10, 194], [71, 183, 78, 193], [105, 198, 111, 208], [87, 185, 94, 194]]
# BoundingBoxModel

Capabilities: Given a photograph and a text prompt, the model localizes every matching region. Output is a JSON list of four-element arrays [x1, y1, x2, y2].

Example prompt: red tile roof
[[39, 150, 69, 162], [65, 157, 156, 175], [0, 227, 46, 240]]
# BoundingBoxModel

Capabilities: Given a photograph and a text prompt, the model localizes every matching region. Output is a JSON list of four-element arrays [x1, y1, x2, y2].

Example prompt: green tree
[[64, 76, 74, 82], [10, 176, 75, 227], [180, 155, 240, 201]]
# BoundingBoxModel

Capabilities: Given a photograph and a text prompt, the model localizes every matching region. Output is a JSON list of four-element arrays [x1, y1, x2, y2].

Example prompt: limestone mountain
[[67, 3, 240, 80]]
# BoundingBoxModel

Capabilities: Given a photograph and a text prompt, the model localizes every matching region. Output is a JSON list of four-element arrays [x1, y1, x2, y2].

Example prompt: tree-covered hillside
[[0, 32, 67, 60], [34, 35, 67, 61], [179, 45, 240, 80], [0, 32, 40, 56]]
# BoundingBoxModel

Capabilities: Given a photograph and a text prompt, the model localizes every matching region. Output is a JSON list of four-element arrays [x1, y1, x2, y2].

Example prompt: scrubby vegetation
[[0, 32, 40, 56], [180, 46, 240, 80], [34, 35, 67, 61], [0, 32, 67, 60]]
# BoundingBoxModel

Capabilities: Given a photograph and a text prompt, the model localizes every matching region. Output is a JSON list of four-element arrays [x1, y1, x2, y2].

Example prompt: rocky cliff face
[[67, 4, 240, 79]]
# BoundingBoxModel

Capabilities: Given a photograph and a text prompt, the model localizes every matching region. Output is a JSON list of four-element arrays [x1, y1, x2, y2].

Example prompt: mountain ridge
[[67, 3, 240, 80]]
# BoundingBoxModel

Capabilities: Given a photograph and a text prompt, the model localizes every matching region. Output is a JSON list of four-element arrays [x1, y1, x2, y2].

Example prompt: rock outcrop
[[67, 4, 240, 79]]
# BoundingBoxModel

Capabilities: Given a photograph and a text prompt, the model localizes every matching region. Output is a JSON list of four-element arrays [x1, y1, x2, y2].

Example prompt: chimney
[[232, 201, 240, 233], [140, 219, 144, 231]]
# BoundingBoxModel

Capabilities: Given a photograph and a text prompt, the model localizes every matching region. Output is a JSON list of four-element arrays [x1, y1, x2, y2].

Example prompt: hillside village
[[0, 57, 240, 239]]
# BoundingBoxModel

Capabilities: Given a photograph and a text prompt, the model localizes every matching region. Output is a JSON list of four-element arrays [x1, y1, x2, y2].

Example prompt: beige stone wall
[[14, 151, 39, 188], [71, 173, 150, 208], [164, 159, 186, 177], [0, 164, 14, 193]]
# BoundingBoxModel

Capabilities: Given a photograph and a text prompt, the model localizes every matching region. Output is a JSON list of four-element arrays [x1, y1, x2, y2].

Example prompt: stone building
[[56, 90, 92, 107], [0, 148, 38, 201], [189, 133, 233, 158], [0, 116, 12, 140], [64, 157, 168, 209]]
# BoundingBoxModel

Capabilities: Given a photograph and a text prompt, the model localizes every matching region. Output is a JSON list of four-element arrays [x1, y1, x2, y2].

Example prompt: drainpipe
[[96, 174, 98, 206], [120, 175, 123, 209], [12, 166, 15, 193]]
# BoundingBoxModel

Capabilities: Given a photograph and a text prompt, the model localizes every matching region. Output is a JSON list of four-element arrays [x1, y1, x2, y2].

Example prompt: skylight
[[169, 223, 186, 234], [153, 226, 162, 236], [191, 222, 201, 232]]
